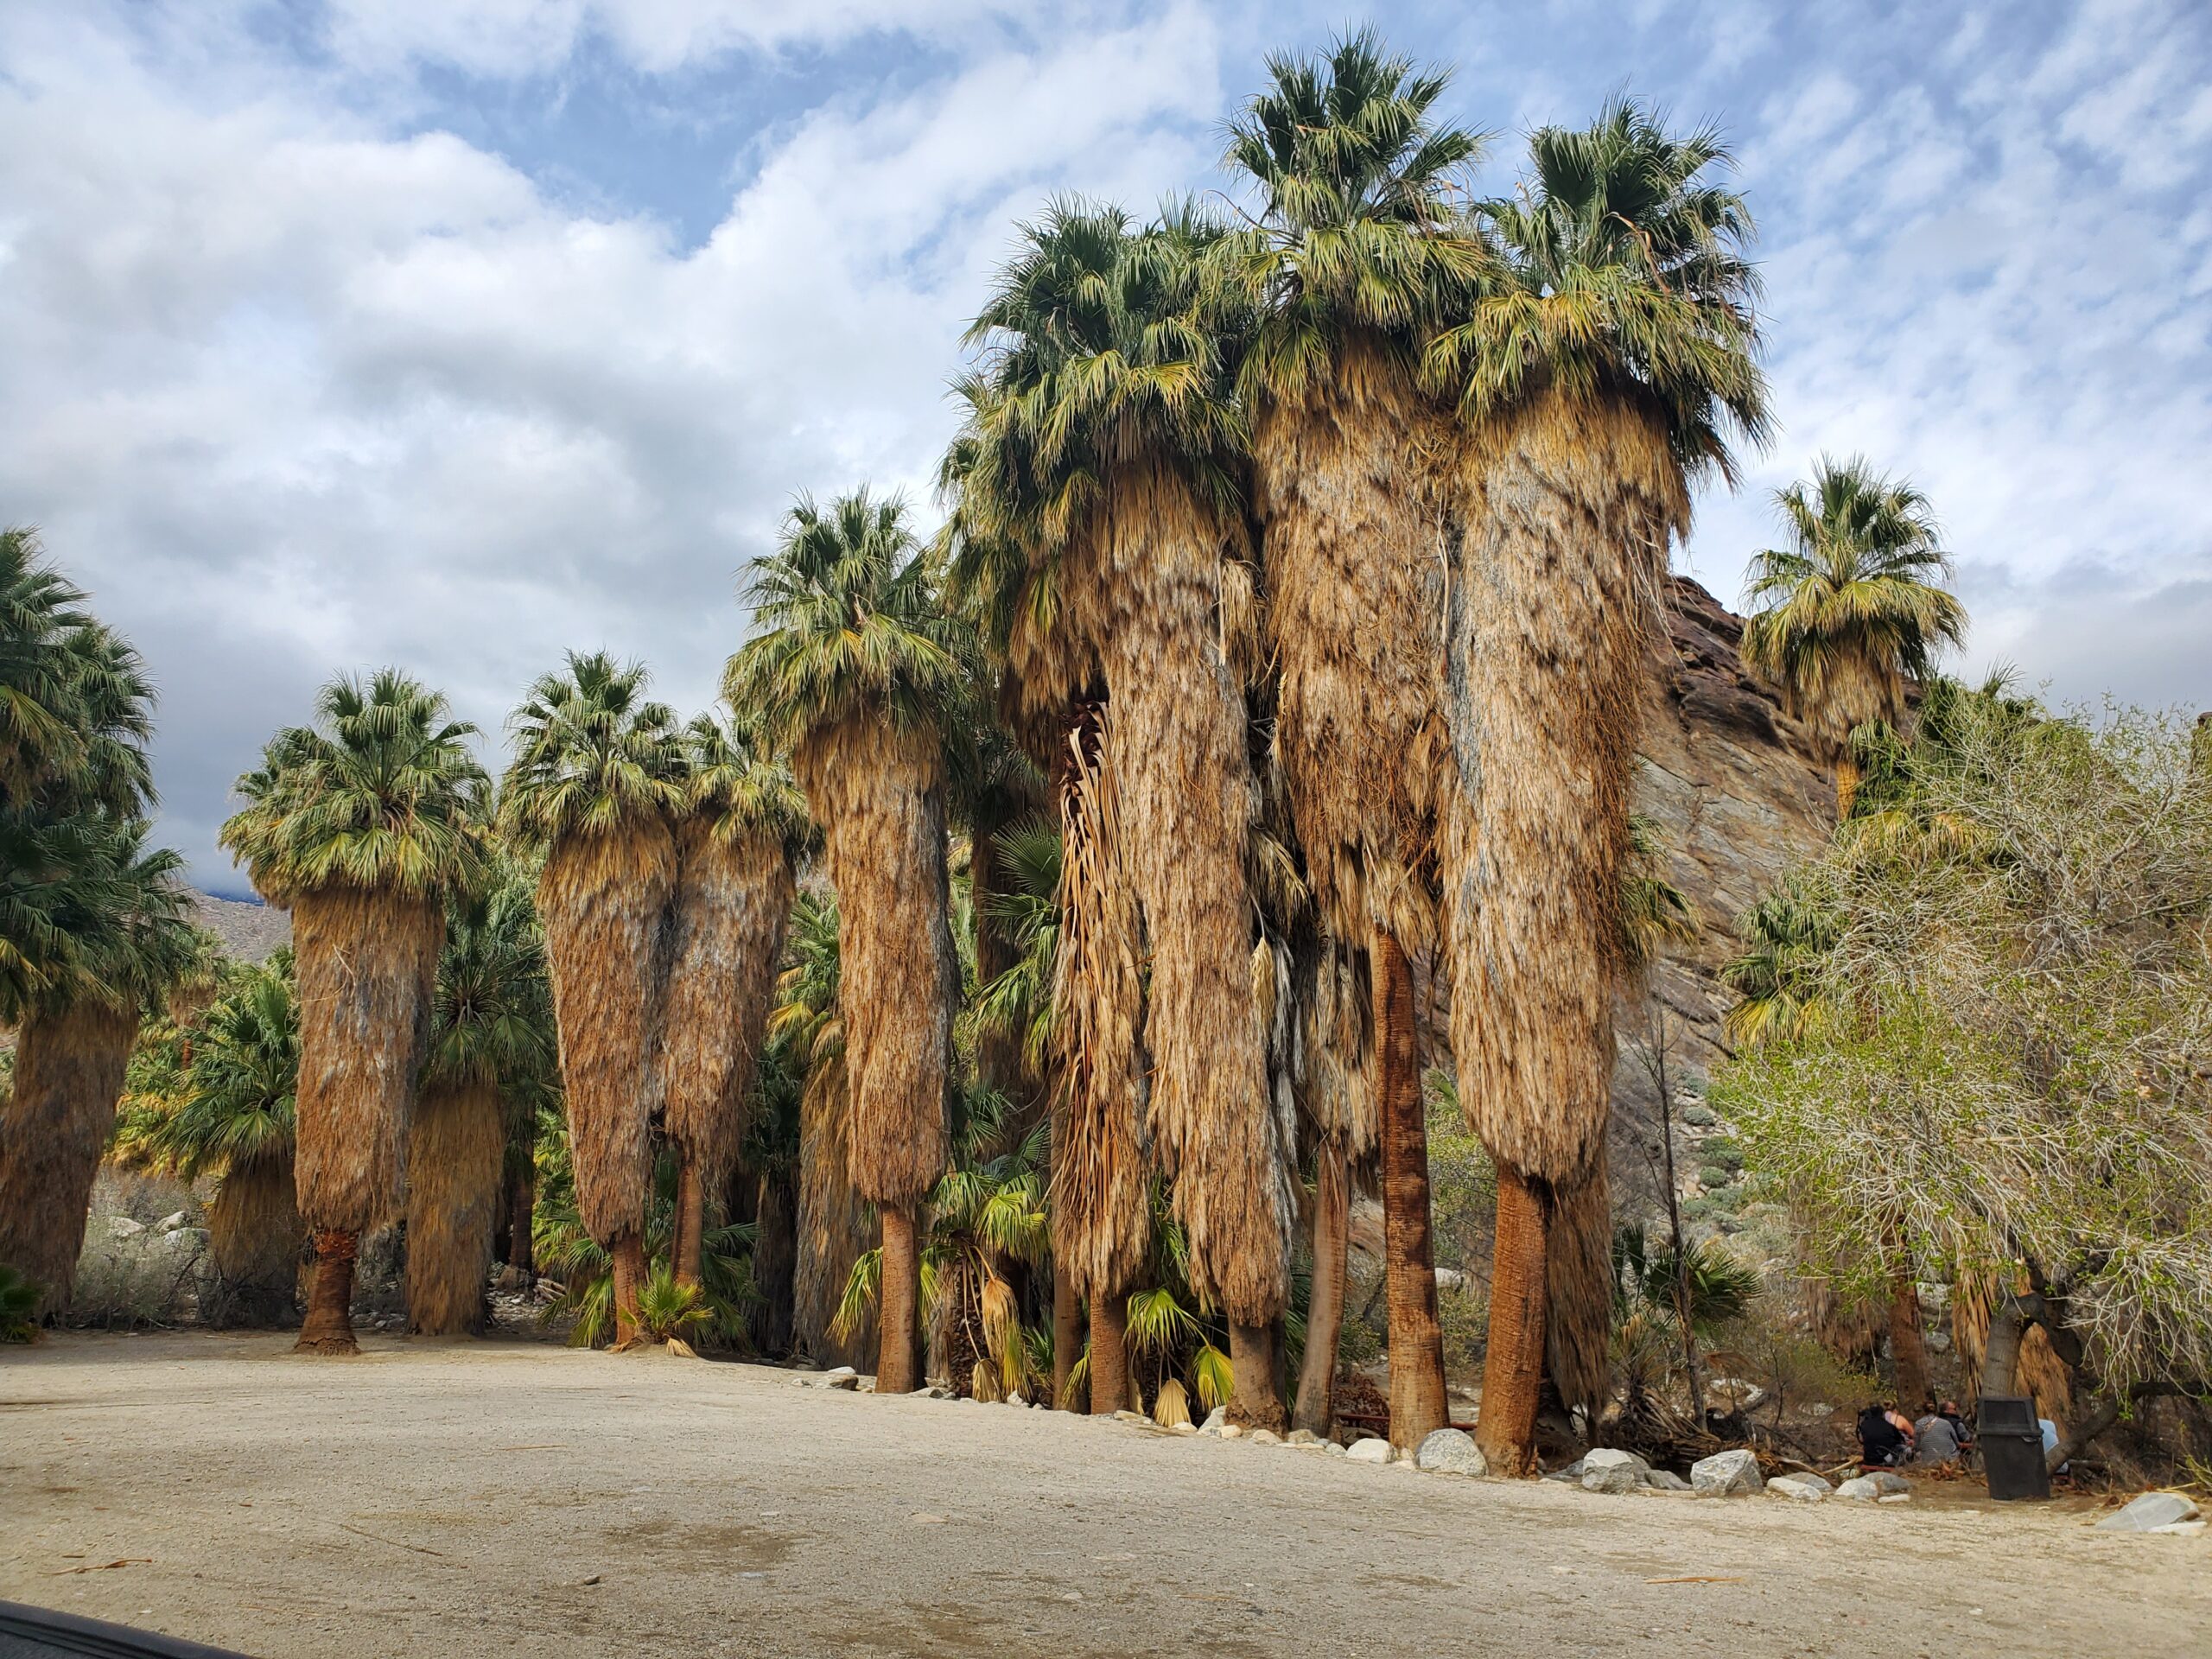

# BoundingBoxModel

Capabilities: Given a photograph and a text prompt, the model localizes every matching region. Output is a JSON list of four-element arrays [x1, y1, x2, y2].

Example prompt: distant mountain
[[189, 890, 290, 963]]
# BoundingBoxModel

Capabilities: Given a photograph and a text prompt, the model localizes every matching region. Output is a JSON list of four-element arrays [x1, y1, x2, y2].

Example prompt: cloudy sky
[[3, 1, 2208, 895]]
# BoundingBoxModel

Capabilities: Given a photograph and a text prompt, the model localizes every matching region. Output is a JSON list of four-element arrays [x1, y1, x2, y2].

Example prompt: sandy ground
[[3, 1332, 2205, 1658]]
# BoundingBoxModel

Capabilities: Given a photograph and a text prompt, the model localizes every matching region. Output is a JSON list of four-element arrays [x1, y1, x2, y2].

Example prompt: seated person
[[1857, 1402, 1915, 1467], [1913, 1405, 1960, 1465], [1937, 1398, 1974, 1452]]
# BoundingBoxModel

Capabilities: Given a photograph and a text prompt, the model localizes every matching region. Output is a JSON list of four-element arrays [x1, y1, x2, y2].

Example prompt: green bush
[[1698, 1164, 1738, 1190], [1701, 1135, 1745, 1172], [1437, 1283, 1489, 1378], [1682, 1103, 1719, 1128]]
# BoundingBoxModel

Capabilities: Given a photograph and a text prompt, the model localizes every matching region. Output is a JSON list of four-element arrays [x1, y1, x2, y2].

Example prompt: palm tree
[[1217, 29, 1488, 1449], [407, 863, 555, 1335], [143, 955, 303, 1326], [500, 652, 685, 1348], [1423, 98, 1770, 1472], [947, 204, 1294, 1427], [769, 891, 877, 1370], [0, 820, 201, 1314], [0, 526, 103, 809], [726, 491, 969, 1395], [659, 713, 811, 1288], [222, 670, 486, 1352], [1742, 456, 1967, 817]]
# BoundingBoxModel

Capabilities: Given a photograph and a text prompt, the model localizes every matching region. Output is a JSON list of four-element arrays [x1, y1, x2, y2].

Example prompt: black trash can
[[1979, 1395, 2050, 1501]]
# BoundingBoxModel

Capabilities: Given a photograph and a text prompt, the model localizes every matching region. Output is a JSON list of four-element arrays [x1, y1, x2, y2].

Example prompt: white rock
[[1345, 1437, 1395, 1464], [1690, 1448, 1764, 1497], [105, 1215, 146, 1240], [1325, 1442, 1347, 1456], [1767, 1473, 1831, 1502], [1286, 1428, 1321, 1446], [2096, 1492, 2201, 1533], [1112, 1409, 1149, 1425], [1835, 1471, 1910, 1500], [1249, 1429, 1281, 1446], [1878, 1493, 1912, 1505], [1414, 1428, 1486, 1477], [1219, 1424, 1244, 1440], [1004, 1391, 1026, 1408], [1644, 1469, 1692, 1491], [1198, 1407, 1227, 1434], [1434, 1268, 1466, 1293], [154, 1211, 191, 1234], [1580, 1448, 1649, 1495], [2151, 1520, 2206, 1536], [1171, 1422, 1197, 1435]]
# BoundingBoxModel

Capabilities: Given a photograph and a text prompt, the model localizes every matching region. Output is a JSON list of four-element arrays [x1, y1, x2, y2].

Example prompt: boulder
[[1249, 1429, 1281, 1446], [105, 1215, 146, 1241], [1878, 1493, 1912, 1505], [1580, 1449, 1649, 1496], [2151, 1520, 2206, 1536], [1005, 1391, 1027, 1408], [1345, 1438, 1395, 1464], [1543, 1458, 1585, 1484], [1325, 1442, 1347, 1456], [1198, 1407, 1227, 1435], [1834, 1471, 1910, 1501], [154, 1211, 191, 1234], [823, 1372, 860, 1392], [1644, 1470, 1692, 1492], [2095, 1492, 2201, 1533], [1219, 1424, 1244, 1440], [1767, 1473, 1831, 1503], [1286, 1428, 1322, 1447], [1414, 1428, 1486, 1477], [1690, 1448, 1764, 1497]]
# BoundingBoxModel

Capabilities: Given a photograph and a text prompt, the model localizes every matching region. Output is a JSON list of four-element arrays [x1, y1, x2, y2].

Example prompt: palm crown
[[727, 490, 972, 756], [499, 652, 687, 849], [1740, 454, 1967, 747], [679, 712, 813, 857], [1427, 96, 1770, 482], [221, 669, 488, 903], [0, 816, 202, 1024], [946, 202, 1244, 655], [425, 863, 556, 1095], [1217, 28, 1487, 397], [149, 956, 300, 1178]]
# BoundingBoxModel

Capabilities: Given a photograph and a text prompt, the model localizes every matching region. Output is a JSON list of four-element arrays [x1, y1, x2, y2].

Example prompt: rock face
[[1414, 1428, 1485, 1476], [1580, 1448, 1649, 1495], [188, 891, 291, 963], [1617, 576, 1835, 1106], [1691, 1448, 1764, 1497]]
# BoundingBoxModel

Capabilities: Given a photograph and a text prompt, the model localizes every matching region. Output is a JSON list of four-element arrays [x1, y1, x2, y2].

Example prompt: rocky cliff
[[188, 891, 291, 963]]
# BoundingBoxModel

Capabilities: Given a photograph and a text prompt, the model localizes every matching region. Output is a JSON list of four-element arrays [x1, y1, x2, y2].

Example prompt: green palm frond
[[499, 652, 685, 849]]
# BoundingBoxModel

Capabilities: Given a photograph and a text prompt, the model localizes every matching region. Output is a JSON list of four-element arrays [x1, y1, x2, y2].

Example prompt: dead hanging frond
[[1048, 700, 1149, 1305]]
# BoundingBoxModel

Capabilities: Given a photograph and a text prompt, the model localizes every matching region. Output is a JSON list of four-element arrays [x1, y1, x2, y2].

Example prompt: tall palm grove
[[19, 29, 2162, 1483]]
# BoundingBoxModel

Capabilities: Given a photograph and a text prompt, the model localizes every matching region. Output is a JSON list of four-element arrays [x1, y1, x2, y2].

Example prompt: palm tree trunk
[[1293, 1137, 1349, 1437], [508, 1157, 536, 1281], [1891, 1269, 1929, 1408], [1230, 1321, 1287, 1433], [206, 1152, 302, 1328], [296, 1229, 359, 1354], [404, 1082, 503, 1336], [1052, 1268, 1081, 1410], [0, 1001, 139, 1316], [1088, 1289, 1128, 1416], [748, 1170, 795, 1356], [1477, 1165, 1548, 1476], [1376, 931, 1446, 1450], [673, 1160, 705, 1289], [610, 1231, 645, 1348], [877, 1205, 924, 1394]]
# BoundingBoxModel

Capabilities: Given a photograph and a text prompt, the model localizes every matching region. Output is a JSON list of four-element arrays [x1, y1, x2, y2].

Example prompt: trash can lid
[[1979, 1395, 2038, 1435]]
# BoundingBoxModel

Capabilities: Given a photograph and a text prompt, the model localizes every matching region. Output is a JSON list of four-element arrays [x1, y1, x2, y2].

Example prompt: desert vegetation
[[3, 27, 2206, 1501]]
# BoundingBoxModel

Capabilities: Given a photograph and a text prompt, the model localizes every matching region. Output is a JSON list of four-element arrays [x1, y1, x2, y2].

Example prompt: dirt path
[[2, 1332, 2202, 1657]]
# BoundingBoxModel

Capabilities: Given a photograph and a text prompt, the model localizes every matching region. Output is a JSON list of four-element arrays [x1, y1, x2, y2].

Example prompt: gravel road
[[3, 1332, 2202, 1657]]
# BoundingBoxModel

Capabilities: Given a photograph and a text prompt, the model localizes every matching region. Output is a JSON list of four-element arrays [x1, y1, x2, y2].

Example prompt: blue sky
[[2, 0, 2208, 894]]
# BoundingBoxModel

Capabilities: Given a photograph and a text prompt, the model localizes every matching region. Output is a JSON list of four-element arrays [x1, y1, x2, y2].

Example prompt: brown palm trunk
[[673, 1161, 705, 1289], [1376, 931, 1447, 1450], [748, 1170, 796, 1355], [1890, 1270, 1929, 1408], [1053, 1269, 1082, 1410], [1293, 1138, 1350, 1436], [1834, 753, 1861, 821], [296, 1229, 360, 1354], [1089, 1289, 1129, 1416], [877, 1205, 924, 1394], [610, 1231, 645, 1348], [1229, 1321, 1287, 1433], [405, 1081, 503, 1336], [508, 1158, 536, 1280], [0, 1001, 139, 1316], [206, 1152, 302, 1328], [1477, 1165, 1548, 1475]]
